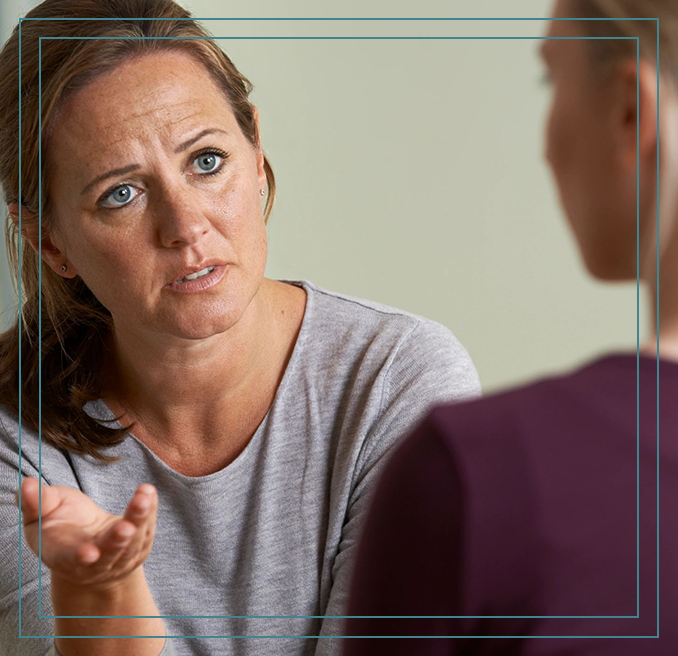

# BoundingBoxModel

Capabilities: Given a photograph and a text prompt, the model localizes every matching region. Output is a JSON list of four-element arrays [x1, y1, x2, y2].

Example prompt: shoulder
[[0, 403, 25, 460], [376, 355, 650, 615], [289, 284, 484, 472], [295, 279, 480, 393], [298, 279, 429, 335], [423, 353, 623, 448], [0, 403, 76, 486], [392, 354, 624, 505]]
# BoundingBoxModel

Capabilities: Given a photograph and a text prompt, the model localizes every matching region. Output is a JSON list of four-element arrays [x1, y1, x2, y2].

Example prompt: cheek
[[546, 89, 597, 233], [546, 91, 577, 190], [240, 194, 268, 282], [217, 163, 268, 267], [62, 214, 151, 310], [76, 236, 146, 310], [545, 90, 634, 278]]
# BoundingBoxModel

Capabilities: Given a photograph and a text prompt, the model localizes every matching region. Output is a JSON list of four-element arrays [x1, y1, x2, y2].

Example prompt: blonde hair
[[572, 0, 678, 279], [0, 0, 276, 461]]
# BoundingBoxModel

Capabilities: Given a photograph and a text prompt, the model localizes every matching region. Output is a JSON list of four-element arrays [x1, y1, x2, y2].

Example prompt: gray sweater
[[0, 280, 481, 656]]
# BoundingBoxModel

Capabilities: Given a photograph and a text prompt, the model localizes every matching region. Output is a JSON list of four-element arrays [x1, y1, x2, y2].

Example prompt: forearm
[[52, 566, 168, 656]]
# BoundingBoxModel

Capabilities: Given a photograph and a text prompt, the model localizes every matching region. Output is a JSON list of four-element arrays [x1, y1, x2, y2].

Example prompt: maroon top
[[344, 353, 678, 655]]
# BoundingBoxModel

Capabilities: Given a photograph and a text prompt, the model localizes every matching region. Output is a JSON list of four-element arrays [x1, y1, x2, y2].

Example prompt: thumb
[[15, 477, 61, 523]]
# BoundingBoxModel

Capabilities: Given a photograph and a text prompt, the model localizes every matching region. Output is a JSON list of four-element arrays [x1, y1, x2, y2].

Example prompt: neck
[[641, 294, 678, 363], [100, 279, 280, 437], [641, 236, 678, 363]]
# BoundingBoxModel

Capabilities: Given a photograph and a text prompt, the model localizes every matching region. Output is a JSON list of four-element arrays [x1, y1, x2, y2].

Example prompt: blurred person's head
[[542, 0, 678, 284], [0, 0, 276, 460]]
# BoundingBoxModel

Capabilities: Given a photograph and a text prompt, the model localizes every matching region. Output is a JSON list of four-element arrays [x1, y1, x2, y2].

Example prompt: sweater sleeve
[[0, 408, 65, 656], [313, 318, 481, 655], [0, 407, 175, 656]]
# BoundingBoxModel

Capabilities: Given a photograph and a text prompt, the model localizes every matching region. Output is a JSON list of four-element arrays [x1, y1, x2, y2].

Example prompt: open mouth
[[165, 264, 227, 293], [176, 265, 215, 284]]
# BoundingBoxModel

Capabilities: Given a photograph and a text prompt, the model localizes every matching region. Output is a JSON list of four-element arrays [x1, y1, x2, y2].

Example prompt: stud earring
[[61, 264, 67, 272], [260, 189, 265, 196]]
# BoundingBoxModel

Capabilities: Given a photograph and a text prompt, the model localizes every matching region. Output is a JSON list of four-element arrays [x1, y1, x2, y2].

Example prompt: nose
[[156, 182, 211, 248]]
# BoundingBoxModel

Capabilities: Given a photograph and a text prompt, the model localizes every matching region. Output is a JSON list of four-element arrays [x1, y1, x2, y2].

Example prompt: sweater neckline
[[86, 279, 314, 484]]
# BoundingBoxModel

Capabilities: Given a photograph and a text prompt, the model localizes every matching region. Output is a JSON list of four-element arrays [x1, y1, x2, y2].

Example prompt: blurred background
[[0, 0, 648, 394]]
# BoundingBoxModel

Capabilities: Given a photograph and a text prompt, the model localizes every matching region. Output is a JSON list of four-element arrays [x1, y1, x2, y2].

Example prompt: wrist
[[52, 565, 147, 607], [52, 560, 166, 654]]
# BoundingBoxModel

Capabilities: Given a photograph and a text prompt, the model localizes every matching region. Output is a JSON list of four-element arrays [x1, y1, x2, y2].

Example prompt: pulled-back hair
[[0, 0, 276, 462]]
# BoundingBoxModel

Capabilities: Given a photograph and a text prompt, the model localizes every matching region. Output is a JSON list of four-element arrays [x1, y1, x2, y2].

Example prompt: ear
[[7, 202, 76, 278], [613, 57, 658, 171], [251, 106, 267, 191]]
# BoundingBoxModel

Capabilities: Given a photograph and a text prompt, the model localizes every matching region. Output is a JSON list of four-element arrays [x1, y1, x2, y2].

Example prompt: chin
[[581, 250, 636, 282], [178, 296, 252, 337], [170, 319, 237, 341]]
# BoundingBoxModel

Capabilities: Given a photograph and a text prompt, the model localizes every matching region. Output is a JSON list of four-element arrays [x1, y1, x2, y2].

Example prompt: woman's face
[[46, 50, 268, 340], [542, 0, 641, 280]]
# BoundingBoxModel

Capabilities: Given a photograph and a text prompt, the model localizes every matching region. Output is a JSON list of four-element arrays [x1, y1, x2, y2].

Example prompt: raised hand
[[15, 476, 158, 590]]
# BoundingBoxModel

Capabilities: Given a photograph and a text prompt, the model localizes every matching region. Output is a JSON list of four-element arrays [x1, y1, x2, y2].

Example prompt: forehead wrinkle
[[73, 110, 225, 186], [51, 53, 235, 188], [96, 105, 209, 154]]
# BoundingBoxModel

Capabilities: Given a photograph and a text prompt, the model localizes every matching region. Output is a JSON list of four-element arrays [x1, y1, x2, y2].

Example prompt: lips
[[168, 259, 228, 285]]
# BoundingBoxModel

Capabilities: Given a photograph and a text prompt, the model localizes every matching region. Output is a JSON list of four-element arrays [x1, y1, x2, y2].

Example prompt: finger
[[16, 477, 61, 524], [75, 541, 101, 565], [82, 485, 156, 573], [40, 523, 102, 569], [123, 484, 156, 528], [143, 491, 158, 551], [116, 486, 158, 569], [84, 519, 138, 570]]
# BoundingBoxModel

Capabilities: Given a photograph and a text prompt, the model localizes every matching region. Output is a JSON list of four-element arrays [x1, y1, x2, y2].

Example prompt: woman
[[0, 1, 481, 655], [345, 0, 677, 653]]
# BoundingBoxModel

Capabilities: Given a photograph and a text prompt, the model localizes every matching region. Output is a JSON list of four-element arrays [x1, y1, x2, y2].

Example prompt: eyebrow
[[80, 127, 229, 196]]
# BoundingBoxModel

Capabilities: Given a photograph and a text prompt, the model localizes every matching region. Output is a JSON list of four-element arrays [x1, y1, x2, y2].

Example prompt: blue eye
[[96, 148, 228, 211], [99, 184, 138, 209], [191, 150, 225, 175]]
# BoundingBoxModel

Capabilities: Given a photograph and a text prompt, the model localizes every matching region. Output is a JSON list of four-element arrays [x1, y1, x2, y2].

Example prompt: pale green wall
[[0, 0, 648, 393]]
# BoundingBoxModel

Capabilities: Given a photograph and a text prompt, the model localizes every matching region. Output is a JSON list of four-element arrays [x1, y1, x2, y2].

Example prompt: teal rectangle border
[[14, 15, 660, 640]]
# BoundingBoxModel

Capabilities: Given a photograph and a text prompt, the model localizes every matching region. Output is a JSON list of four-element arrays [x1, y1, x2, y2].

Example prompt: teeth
[[177, 266, 214, 283]]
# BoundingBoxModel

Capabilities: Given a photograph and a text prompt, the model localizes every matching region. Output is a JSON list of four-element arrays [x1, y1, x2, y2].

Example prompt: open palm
[[16, 476, 158, 588]]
